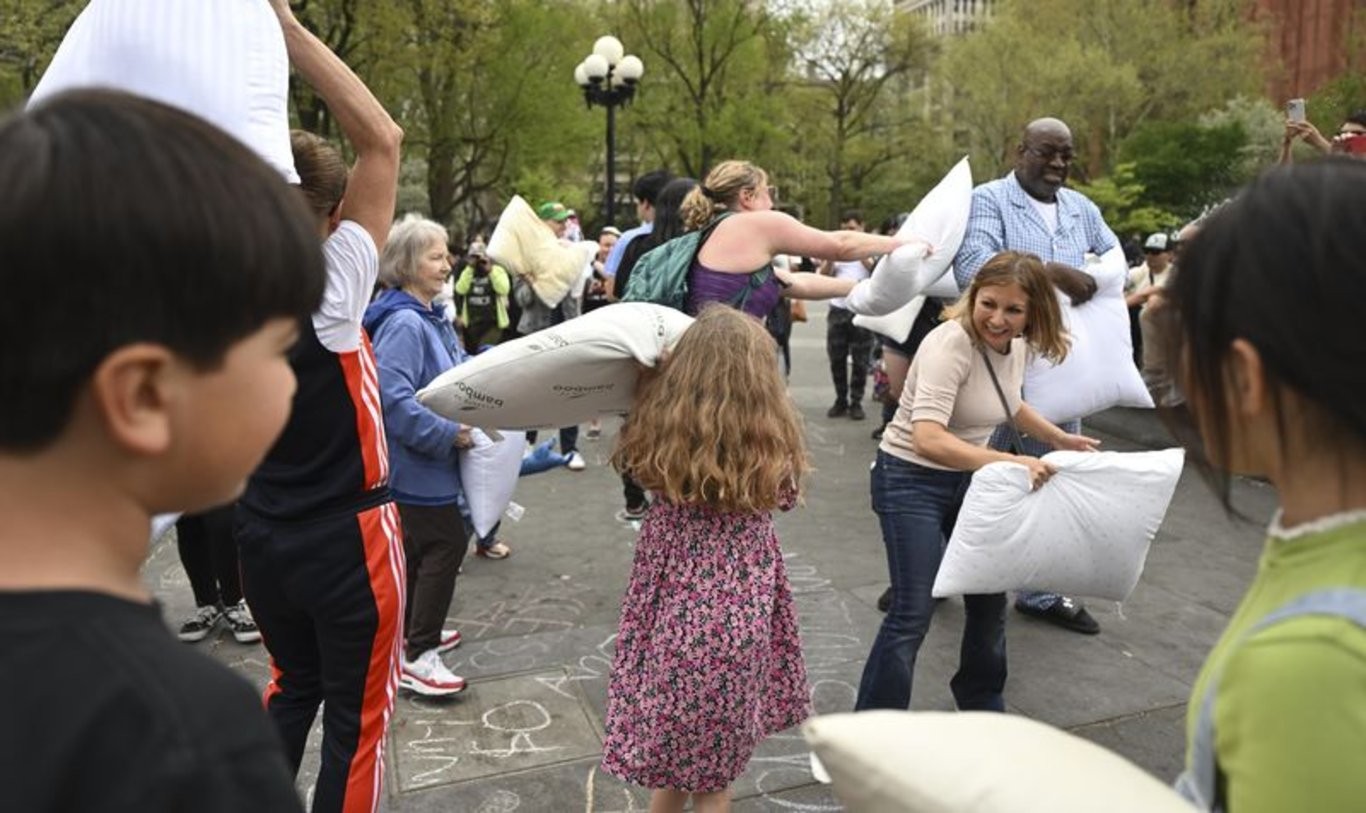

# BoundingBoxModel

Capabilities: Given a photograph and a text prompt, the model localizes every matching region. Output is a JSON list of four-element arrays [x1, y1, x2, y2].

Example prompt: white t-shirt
[[315, 221, 379, 353], [1028, 197, 1059, 233], [828, 259, 872, 310]]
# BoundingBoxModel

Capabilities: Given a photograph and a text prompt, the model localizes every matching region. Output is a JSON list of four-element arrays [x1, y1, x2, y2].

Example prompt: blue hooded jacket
[[363, 288, 470, 506]]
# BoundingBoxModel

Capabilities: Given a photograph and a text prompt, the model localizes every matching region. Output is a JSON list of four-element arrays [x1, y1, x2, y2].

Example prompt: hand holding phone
[[1287, 98, 1307, 123]]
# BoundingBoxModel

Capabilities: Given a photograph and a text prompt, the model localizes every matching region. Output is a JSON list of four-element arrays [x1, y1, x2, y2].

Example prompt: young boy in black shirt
[[0, 90, 321, 812]]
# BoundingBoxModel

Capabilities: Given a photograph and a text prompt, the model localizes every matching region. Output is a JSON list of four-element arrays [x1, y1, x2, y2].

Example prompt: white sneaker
[[565, 451, 586, 471], [436, 628, 462, 653], [399, 649, 467, 696]]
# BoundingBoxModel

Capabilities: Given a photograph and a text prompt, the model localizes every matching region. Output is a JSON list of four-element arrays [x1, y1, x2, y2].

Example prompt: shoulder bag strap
[[978, 347, 1025, 454]]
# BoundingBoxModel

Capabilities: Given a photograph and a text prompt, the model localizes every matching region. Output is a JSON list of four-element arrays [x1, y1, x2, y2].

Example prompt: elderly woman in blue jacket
[[363, 214, 471, 698]]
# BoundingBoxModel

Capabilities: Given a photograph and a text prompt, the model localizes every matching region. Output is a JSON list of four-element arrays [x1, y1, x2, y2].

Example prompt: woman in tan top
[[855, 251, 1099, 713]]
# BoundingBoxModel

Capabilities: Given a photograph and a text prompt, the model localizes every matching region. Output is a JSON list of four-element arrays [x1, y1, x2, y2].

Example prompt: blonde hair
[[942, 250, 1070, 364], [681, 160, 769, 231], [611, 305, 810, 513], [379, 214, 448, 289]]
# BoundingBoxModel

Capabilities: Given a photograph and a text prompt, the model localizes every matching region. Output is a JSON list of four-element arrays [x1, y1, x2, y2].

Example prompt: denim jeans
[[855, 450, 1007, 712]]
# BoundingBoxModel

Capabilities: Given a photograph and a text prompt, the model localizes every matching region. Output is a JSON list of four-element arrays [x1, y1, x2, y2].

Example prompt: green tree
[[1122, 119, 1246, 218], [935, 0, 1264, 178], [615, 0, 788, 179], [0, 0, 83, 108], [781, 0, 936, 226], [1071, 163, 1178, 238]]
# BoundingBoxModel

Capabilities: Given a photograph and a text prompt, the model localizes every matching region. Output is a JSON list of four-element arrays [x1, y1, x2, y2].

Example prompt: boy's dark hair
[[1346, 109, 1366, 128], [631, 169, 672, 206], [840, 209, 864, 226], [1170, 158, 1366, 507], [0, 89, 325, 452]]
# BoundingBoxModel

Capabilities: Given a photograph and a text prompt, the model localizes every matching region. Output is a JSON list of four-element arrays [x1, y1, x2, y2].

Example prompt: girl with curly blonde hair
[[600, 305, 813, 812]]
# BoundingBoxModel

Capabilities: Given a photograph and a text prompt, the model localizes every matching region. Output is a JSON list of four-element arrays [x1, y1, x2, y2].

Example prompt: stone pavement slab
[[140, 304, 1274, 810]]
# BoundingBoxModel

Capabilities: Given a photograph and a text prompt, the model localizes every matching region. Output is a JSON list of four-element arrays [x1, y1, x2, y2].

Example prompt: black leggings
[[175, 504, 241, 607]]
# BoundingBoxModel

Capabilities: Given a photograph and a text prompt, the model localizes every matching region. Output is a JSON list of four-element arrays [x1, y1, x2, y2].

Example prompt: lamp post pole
[[575, 37, 644, 228]]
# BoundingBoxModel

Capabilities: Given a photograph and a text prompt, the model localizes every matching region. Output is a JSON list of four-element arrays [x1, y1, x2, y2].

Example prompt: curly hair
[[680, 160, 768, 232], [942, 250, 1070, 364], [611, 305, 810, 513]]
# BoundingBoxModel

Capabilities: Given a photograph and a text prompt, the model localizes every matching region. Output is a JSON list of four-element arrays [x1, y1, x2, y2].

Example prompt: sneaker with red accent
[[437, 629, 462, 653], [399, 650, 467, 696]]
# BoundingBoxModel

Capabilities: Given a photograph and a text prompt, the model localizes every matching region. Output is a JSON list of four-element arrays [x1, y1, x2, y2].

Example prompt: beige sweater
[[880, 319, 1026, 470]]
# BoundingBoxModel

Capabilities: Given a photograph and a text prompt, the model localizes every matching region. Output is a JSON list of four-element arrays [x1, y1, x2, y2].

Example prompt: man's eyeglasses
[[1025, 145, 1075, 163]]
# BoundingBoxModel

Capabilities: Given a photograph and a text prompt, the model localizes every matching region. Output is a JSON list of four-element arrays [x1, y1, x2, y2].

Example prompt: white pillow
[[851, 156, 972, 324], [417, 303, 693, 430], [1024, 257, 1154, 423], [150, 512, 181, 543], [29, 0, 297, 183], [459, 429, 527, 538], [486, 196, 598, 309], [852, 295, 927, 344], [932, 449, 1184, 602], [803, 711, 1193, 813]]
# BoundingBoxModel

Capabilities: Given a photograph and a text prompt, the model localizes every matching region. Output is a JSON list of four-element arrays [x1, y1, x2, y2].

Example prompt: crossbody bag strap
[[979, 346, 1025, 454]]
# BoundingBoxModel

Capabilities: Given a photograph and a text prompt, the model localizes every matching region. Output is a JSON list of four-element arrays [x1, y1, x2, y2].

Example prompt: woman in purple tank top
[[681, 160, 917, 318]]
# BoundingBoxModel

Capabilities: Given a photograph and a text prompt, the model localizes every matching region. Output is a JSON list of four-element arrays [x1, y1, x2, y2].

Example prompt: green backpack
[[622, 214, 771, 313]]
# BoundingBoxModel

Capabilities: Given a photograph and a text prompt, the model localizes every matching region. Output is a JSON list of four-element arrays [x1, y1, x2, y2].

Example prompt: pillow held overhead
[[486, 195, 598, 309], [29, 0, 296, 183]]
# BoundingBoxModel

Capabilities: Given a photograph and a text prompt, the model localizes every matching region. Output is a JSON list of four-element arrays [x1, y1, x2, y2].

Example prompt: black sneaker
[[178, 604, 223, 643], [615, 502, 650, 523], [876, 587, 892, 612], [223, 600, 261, 644], [826, 401, 848, 418], [1014, 596, 1101, 635], [849, 402, 866, 421], [871, 424, 886, 440]]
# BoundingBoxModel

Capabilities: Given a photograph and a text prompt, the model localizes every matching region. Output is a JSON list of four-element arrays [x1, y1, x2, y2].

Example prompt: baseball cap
[[600, 226, 622, 238], [467, 241, 488, 258], [1143, 233, 1171, 252], [537, 201, 570, 222]]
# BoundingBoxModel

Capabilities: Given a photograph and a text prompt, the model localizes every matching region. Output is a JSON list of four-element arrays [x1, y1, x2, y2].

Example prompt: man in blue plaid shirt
[[951, 117, 1124, 636]]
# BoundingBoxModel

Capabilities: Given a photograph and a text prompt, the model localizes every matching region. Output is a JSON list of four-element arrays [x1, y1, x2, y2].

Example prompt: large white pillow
[[1024, 256, 1154, 423], [417, 303, 693, 430], [486, 196, 598, 309], [932, 448, 1184, 602], [803, 711, 1193, 813], [852, 295, 927, 344], [459, 429, 527, 538], [29, 0, 296, 183], [851, 157, 971, 327]]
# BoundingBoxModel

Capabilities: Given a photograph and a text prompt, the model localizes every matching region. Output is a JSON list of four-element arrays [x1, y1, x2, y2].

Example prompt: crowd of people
[[3, 4, 1366, 813]]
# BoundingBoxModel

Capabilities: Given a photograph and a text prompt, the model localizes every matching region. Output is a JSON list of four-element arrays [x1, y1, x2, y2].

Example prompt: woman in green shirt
[[1169, 159, 1366, 812]]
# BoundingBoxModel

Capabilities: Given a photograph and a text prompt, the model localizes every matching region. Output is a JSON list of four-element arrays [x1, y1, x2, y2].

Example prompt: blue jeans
[[855, 450, 1007, 712]]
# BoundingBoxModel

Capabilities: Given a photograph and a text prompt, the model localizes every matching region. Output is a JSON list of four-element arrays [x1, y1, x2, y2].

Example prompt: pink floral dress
[[600, 492, 810, 792]]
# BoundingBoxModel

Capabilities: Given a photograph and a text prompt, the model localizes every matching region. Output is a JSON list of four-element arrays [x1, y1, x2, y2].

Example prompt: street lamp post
[[574, 36, 644, 227]]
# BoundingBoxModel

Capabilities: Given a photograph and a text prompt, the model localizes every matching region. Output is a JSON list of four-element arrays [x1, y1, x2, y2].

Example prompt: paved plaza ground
[[144, 305, 1276, 811]]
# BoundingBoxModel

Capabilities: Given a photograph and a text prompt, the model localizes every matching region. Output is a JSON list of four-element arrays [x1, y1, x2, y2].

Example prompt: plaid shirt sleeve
[[1081, 195, 1119, 257], [953, 184, 1007, 289]]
